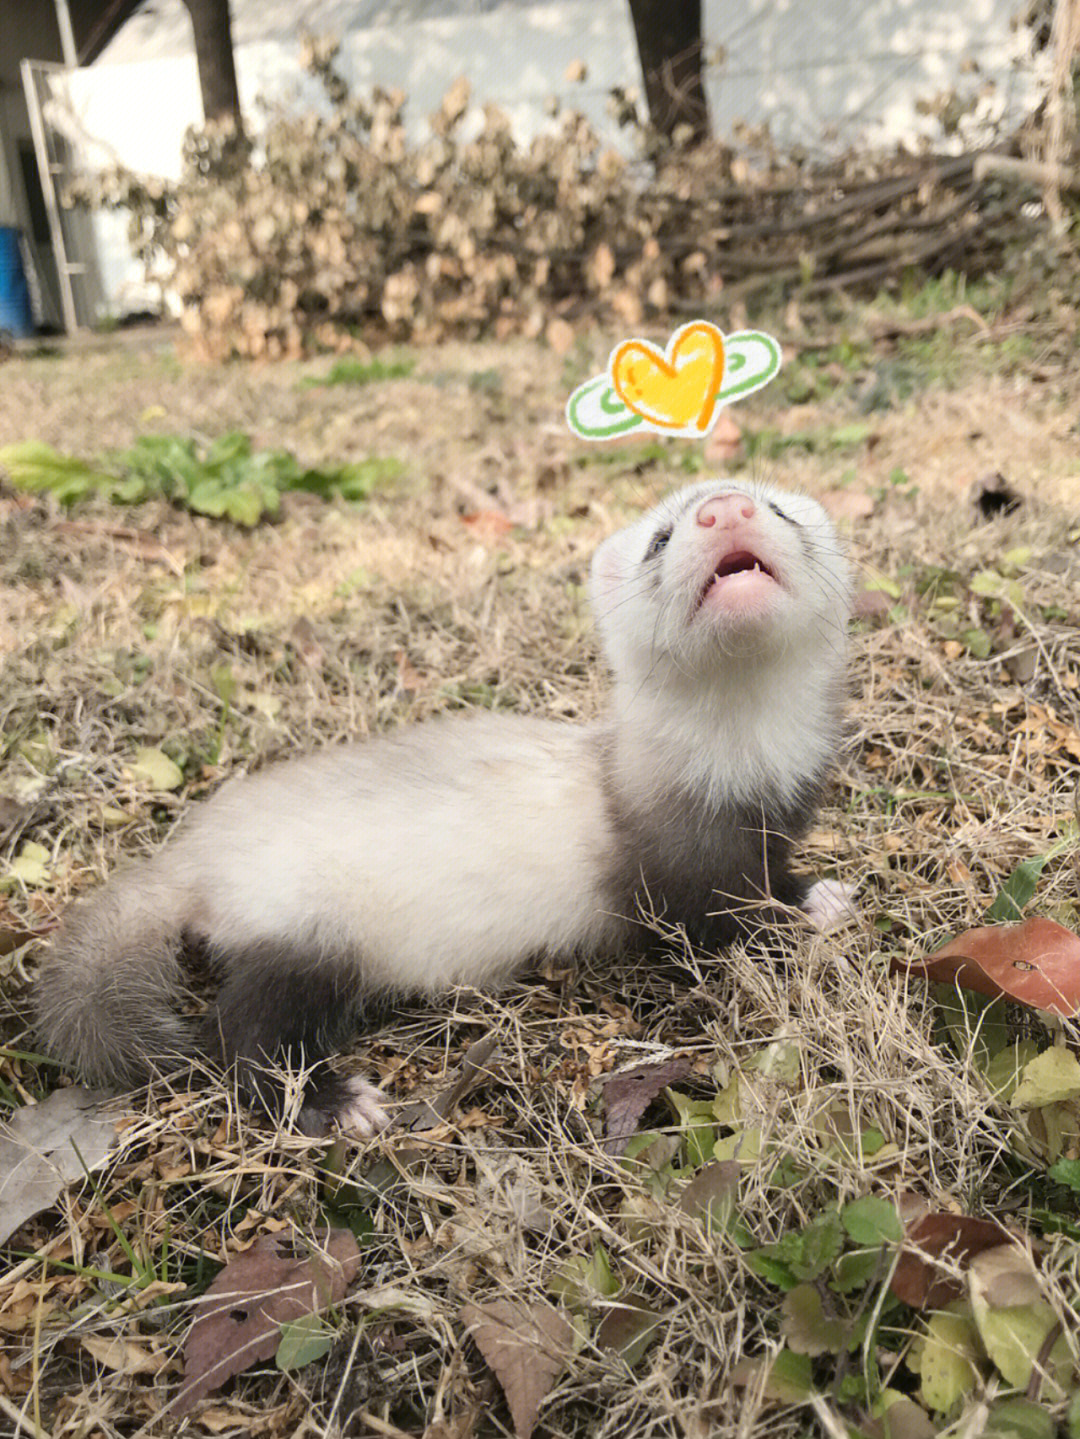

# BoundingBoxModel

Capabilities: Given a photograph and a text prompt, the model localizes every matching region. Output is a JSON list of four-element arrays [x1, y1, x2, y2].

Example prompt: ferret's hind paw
[[803, 879, 859, 933], [298, 1073, 391, 1138], [333, 1076, 391, 1138]]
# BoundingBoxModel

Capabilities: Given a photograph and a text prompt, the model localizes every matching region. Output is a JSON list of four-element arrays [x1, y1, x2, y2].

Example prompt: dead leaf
[[460, 510, 514, 541], [895, 918, 1080, 1016], [460, 1299, 572, 1439], [677, 1160, 740, 1225], [890, 1213, 1015, 1309], [289, 616, 325, 668], [600, 1055, 693, 1155], [860, 1397, 937, 1439], [822, 490, 876, 522], [81, 1334, 170, 1375], [0, 922, 43, 958], [595, 1300, 663, 1365], [0, 796, 31, 842], [854, 588, 894, 620], [545, 318, 575, 355], [174, 1229, 360, 1414], [704, 411, 742, 463], [0, 1087, 119, 1245]]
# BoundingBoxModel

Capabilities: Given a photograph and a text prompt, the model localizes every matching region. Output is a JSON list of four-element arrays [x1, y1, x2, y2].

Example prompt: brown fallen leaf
[[677, 1160, 740, 1224], [595, 1299, 664, 1365], [890, 1213, 1015, 1309], [821, 489, 876, 522], [174, 1229, 360, 1414], [545, 317, 575, 355], [704, 411, 741, 463], [894, 917, 1080, 1016], [600, 1055, 693, 1156], [854, 588, 894, 620], [0, 1087, 120, 1246], [81, 1334, 171, 1375], [460, 510, 514, 540], [460, 1299, 572, 1439]]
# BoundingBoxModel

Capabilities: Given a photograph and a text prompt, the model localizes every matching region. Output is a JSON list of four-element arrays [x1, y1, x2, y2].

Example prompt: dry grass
[[1, 292, 1079, 1438]]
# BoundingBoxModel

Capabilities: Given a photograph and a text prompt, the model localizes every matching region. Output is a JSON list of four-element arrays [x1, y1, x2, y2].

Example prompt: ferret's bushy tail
[[35, 865, 194, 1087]]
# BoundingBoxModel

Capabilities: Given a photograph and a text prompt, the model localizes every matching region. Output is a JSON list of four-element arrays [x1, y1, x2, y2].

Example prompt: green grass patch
[[0, 432, 404, 526], [300, 355, 416, 387]]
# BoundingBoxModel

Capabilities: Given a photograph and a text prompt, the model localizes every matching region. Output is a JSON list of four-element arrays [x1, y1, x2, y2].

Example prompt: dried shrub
[[74, 37, 1029, 360]]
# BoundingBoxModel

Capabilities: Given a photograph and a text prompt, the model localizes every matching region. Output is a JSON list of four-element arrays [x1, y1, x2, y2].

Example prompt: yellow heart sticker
[[610, 321, 725, 433]]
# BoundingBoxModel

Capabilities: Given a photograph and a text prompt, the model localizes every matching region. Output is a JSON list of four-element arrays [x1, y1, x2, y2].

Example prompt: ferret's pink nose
[[696, 492, 756, 529]]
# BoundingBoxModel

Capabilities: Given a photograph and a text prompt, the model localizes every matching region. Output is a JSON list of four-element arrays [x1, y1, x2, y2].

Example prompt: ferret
[[34, 479, 854, 1136]]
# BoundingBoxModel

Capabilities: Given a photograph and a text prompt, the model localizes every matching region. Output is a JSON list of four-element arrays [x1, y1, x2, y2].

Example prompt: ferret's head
[[590, 479, 852, 682]]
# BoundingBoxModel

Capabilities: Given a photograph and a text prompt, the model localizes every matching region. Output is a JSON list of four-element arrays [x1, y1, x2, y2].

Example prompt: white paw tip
[[803, 879, 860, 933], [334, 1076, 392, 1138]]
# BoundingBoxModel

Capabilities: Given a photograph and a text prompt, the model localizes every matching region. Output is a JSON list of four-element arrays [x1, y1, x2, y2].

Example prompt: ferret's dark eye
[[644, 527, 672, 561], [767, 500, 797, 525]]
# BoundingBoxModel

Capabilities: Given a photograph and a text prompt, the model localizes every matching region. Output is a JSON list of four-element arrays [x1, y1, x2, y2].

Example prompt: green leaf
[[1048, 1157, 1080, 1191], [549, 1246, 621, 1311], [1001, 547, 1032, 573], [745, 1041, 801, 1085], [666, 1089, 719, 1168], [962, 628, 992, 659], [982, 1398, 1056, 1439], [908, 1308, 982, 1413], [983, 1039, 1043, 1101], [841, 1197, 902, 1246], [712, 1126, 762, 1166], [986, 856, 1050, 922], [974, 1302, 1068, 1391], [933, 986, 1009, 1070], [275, 1312, 334, 1370], [830, 422, 872, 448], [129, 747, 183, 792], [971, 569, 1005, 597], [732, 1347, 814, 1403], [0, 841, 51, 890], [791, 1212, 844, 1282], [211, 664, 237, 705], [781, 1283, 848, 1355], [1010, 1047, 1080, 1109], [0, 440, 117, 503], [1067, 1389, 1080, 1439], [833, 1248, 887, 1295], [745, 1249, 798, 1289], [864, 571, 902, 599]]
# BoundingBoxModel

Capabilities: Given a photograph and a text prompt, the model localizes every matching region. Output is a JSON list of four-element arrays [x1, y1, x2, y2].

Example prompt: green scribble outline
[[711, 331, 781, 403], [566, 377, 642, 439]]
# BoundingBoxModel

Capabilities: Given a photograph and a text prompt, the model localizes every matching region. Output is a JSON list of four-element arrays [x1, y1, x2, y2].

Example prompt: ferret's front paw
[[332, 1076, 392, 1138], [802, 879, 859, 933]]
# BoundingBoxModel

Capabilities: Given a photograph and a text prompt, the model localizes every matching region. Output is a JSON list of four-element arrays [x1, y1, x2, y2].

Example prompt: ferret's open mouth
[[698, 549, 780, 608]]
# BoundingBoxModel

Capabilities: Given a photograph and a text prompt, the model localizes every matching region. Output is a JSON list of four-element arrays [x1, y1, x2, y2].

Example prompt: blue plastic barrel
[[0, 227, 33, 338]]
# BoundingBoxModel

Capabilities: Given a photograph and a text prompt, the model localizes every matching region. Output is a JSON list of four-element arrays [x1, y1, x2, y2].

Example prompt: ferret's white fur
[[175, 713, 617, 993], [35, 478, 853, 1131]]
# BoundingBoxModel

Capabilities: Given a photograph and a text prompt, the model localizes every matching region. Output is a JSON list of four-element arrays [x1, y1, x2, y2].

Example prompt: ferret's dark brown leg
[[206, 942, 362, 1133]]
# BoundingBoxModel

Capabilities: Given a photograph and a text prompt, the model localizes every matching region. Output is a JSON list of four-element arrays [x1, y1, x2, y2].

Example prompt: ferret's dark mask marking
[[643, 526, 673, 562], [767, 500, 798, 526]]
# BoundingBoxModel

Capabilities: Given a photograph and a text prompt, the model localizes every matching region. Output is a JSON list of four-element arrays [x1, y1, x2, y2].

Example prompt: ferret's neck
[[608, 649, 842, 816]]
